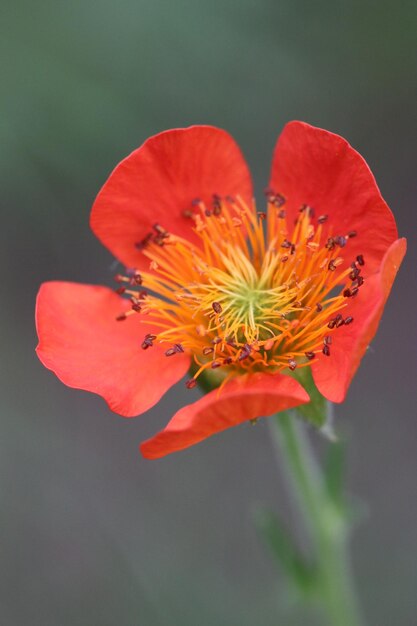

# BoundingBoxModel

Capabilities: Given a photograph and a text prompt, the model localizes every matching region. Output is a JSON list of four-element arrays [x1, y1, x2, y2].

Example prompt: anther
[[203, 347, 214, 355], [211, 361, 221, 369], [258, 212, 267, 220], [131, 271, 143, 285], [212, 301, 222, 314], [305, 351, 315, 360], [356, 254, 365, 266], [349, 267, 360, 280], [277, 209, 286, 219], [141, 333, 156, 349], [116, 313, 127, 321], [130, 297, 142, 312], [185, 379, 197, 389], [281, 239, 292, 249], [238, 344, 252, 361], [165, 344, 184, 357], [135, 232, 153, 249], [115, 287, 126, 294], [318, 214, 328, 224], [223, 357, 233, 365], [348, 230, 357, 238], [334, 236, 347, 248], [316, 303, 323, 312], [323, 335, 332, 346], [322, 345, 331, 357], [212, 337, 222, 345], [344, 316, 354, 325], [328, 257, 343, 271], [325, 237, 336, 250], [288, 359, 297, 371]]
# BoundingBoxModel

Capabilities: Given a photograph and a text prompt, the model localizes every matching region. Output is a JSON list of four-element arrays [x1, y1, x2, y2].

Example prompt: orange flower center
[[115, 192, 364, 390]]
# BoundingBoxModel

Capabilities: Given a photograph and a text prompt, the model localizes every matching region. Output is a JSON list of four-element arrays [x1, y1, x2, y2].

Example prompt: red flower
[[36, 122, 406, 459]]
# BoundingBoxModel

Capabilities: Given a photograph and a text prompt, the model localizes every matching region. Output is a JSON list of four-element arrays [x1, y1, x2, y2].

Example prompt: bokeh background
[[1, 1, 416, 624]]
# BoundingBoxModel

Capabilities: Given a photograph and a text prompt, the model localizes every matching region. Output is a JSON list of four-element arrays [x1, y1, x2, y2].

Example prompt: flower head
[[36, 122, 406, 458]]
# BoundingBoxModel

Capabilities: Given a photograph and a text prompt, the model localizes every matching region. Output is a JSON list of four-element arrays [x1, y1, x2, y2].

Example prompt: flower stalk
[[268, 411, 364, 626]]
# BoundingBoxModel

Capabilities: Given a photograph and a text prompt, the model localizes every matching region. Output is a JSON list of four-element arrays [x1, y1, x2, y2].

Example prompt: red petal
[[36, 282, 190, 417], [270, 121, 398, 274], [90, 126, 252, 268], [140, 372, 309, 459], [312, 238, 406, 402]]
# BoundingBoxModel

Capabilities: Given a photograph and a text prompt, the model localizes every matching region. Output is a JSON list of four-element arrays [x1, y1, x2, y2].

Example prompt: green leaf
[[254, 507, 317, 595]]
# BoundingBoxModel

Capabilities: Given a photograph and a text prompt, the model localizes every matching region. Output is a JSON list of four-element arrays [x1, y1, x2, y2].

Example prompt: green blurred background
[[1, 1, 416, 624]]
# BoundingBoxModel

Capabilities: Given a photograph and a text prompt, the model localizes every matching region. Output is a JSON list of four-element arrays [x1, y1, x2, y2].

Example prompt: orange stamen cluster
[[115, 192, 364, 389]]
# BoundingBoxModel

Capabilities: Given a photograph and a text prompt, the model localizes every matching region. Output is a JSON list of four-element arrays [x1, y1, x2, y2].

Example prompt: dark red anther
[[281, 239, 292, 249], [238, 344, 252, 361], [212, 301, 222, 314], [356, 254, 365, 266], [318, 214, 328, 224], [349, 267, 360, 280], [185, 379, 197, 389], [205, 208, 212, 217], [165, 344, 184, 356], [305, 351, 316, 360], [116, 313, 127, 321], [323, 335, 332, 346], [277, 209, 286, 219], [130, 297, 142, 312], [344, 316, 354, 325], [203, 347, 214, 355], [211, 360, 221, 369], [288, 359, 297, 371], [115, 287, 126, 294], [135, 232, 153, 250], [328, 259, 337, 271], [335, 314, 344, 328], [328, 318, 336, 329], [212, 193, 222, 215], [335, 235, 347, 248], [212, 337, 222, 345], [273, 193, 286, 207], [316, 302, 323, 312], [325, 237, 336, 250], [281, 255, 289, 262], [322, 345, 331, 357], [258, 212, 267, 220], [131, 272, 143, 285], [223, 357, 233, 365], [348, 230, 357, 238], [290, 243, 296, 255], [141, 333, 156, 349], [343, 288, 352, 298], [226, 336, 237, 347]]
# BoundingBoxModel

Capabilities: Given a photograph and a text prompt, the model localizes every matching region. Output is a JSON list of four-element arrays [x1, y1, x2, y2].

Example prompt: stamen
[[113, 192, 362, 388]]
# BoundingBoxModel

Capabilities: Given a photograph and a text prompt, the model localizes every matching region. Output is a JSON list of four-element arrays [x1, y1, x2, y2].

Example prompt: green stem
[[269, 412, 364, 626]]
